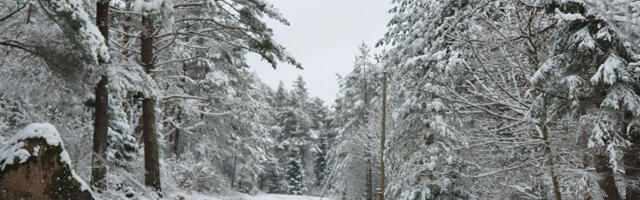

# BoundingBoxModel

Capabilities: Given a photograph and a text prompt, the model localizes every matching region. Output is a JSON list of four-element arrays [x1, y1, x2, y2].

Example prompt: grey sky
[[246, 0, 391, 105]]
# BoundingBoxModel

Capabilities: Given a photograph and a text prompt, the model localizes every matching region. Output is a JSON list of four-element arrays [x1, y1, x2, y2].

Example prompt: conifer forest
[[3, 0, 640, 200]]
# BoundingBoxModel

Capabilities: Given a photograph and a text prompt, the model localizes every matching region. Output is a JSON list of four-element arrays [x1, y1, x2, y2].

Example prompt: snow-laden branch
[[198, 111, 232, 117], [464, 157, 544, 178], [155, 55, 200, 67], [109, 38, 141, 54], [162, 95, 209, 101], [0, 3, 27, 22]]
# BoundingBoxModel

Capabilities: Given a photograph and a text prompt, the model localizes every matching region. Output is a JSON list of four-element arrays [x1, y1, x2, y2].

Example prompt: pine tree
[[314, 135, 328, 187], [106, 95, 139, 170], [91, 0, 110, 191], [286, 151, 307, 195], [138, 2, 163, 191], [261, 161, 284, 193], [329, 42, 383, 199], [291, 76, 309, 107], [378, 1, 474, 198], [532, 1, 640, 199], [276, 81, 288, 108]]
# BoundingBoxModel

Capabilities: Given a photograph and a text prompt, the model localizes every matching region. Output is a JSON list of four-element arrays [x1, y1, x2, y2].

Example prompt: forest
[[1, 0, 640, 200]]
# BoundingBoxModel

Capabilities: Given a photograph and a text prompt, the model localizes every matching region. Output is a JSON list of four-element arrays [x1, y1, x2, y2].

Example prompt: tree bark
[[364, 152, 373, 200], [624, 135, 640, 199], [141, 14, 161, 192], [231, 153, 237, 188], [173, 109, 181, 157], [379, 71, 387, 200], [538, 96, 562, 200], [624, 114, 640, 199], [366, 157, 372, 200], [91, 76, 108, 190], [583, 153, 592, 200], [541, 124, 562, 200], [91, 0, 109, 191], [594, 149, 620, 200]]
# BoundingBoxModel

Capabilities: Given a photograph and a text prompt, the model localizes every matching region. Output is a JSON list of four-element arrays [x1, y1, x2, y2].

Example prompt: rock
[[0, 123, 94, 200]]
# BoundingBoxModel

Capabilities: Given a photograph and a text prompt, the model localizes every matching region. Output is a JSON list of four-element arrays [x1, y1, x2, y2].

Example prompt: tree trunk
[[96, 0, 109, 44], [141, 14, 161, 192], [625, 130, 640, 198], [594, 149, 620, 200], [173, 108, 181, 157], [539, 123, 562, 200], [366, 158, 372, 200], [142, 98, 160, 191], [91, 0, 109, 191], [91, 76, 108, 190], [300, 146, 306, 167], [583, 153, 592, 200], [379, 71, 387, 199], [231, 154, 237, 188]]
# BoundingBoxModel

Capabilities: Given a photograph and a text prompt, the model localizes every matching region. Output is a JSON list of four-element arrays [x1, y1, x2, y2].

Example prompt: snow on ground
[[247, 194, 333, 200], [171, 192, 334, 200]]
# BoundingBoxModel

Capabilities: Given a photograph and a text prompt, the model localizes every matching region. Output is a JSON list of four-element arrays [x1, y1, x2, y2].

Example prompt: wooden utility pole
[[377, 71, 387, 200]]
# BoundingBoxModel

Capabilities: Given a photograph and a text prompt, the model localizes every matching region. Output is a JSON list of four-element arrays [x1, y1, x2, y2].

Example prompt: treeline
[[329, 0, 640, 200], [0, 0, 332, 198]]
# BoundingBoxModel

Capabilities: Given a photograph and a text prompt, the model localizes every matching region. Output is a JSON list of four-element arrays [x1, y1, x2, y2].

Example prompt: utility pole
[[377, 70, 387, 200]]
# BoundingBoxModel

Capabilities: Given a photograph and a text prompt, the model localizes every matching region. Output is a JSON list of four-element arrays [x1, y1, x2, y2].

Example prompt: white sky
[[246, 0, 391, 105]]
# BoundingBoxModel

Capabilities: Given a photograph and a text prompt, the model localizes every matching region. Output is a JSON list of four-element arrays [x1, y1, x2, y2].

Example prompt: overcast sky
[[246, 0, 391, 105]]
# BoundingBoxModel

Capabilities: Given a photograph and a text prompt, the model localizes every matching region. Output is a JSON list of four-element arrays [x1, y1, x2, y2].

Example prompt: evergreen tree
[[378, 0, 477, 199], [314, 135, 329, 187], [329, 42, 386, 199], [260, 161, 284, 193], [275, 81, 288, 108], [286, 151, 307, 195], [291, 76, 309, 107], [532, 1, 640, 199], [106, 92, 140, 170]]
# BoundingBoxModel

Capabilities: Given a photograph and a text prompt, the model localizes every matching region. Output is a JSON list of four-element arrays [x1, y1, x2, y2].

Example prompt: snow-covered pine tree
[[260, 161, 284, 193], [286, 150, 307, 195], [276, 81, 289, 108], [576, 1, 640, 198], [314, 134, 328, 187], [378, 0, 478, 198], [581, 0, 640, 53], [100, 0, 303, 194], [292, 76, 309, 105], [277, 107, 309, 193], [532, 1, 640, 199], [329, 42, 383, 199], [0, 0, 309, 197]]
